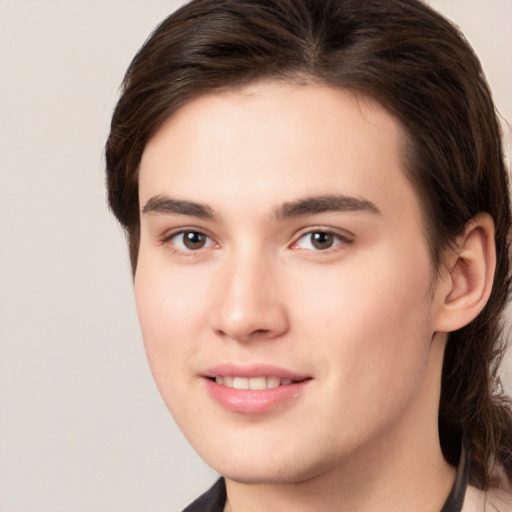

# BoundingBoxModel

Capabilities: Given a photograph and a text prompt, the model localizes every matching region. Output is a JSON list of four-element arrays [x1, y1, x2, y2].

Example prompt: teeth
[[215, 376, 296, 389], [233, 377, 249, 389], [267, 376, 281, 389], [249, 376, 267, 390]]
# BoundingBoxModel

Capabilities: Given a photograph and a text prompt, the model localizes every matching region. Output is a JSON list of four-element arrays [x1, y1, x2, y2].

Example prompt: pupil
[[184, 231, 205, 249], [311, 232, 333, 249]]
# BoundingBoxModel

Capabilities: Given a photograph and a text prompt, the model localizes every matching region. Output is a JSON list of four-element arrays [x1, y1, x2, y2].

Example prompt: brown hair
[[105, 0, 512, 489]]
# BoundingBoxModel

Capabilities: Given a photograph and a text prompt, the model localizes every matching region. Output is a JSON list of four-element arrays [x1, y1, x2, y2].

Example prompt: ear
[[434, 213, 496, 333]]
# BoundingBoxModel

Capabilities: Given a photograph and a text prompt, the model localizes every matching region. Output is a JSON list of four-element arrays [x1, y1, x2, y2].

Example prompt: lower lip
[[204, 378, 310, 414]]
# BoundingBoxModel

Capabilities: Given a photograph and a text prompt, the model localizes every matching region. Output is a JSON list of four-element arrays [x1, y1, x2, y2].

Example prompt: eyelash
[[160, 229, 217, 256], [160, 227, 354, 256], [291, 229, 354, 252]]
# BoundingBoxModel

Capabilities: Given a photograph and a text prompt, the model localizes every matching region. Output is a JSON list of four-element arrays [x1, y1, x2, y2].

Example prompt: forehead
[[138, 81, 419, 223]]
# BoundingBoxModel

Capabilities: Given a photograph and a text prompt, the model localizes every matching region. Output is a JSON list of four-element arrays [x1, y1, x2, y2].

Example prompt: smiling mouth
[[205, 371, 312, 413], [213, 376, 298, 390]]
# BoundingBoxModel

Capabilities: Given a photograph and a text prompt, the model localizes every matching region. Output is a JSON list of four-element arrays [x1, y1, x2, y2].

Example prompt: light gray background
[[0, 1, 511, 511]]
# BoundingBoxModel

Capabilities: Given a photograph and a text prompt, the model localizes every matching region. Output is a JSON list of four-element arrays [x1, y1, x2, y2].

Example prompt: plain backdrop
[[0, 1, 511, 511]]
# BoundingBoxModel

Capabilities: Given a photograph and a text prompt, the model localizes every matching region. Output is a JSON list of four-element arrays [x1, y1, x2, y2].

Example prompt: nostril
[[251, 329, 270, 337], [212, 303, 289, 342]]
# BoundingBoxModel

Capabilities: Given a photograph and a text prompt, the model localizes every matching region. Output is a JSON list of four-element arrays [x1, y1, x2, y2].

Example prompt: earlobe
[[434, 213, 496, 333]]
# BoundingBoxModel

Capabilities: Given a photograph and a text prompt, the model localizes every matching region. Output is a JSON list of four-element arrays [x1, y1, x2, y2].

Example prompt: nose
[[212, 252, 289, 342]]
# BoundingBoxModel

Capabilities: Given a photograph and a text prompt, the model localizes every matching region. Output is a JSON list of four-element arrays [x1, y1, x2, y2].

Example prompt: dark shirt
[[182, 440, 470, 512], [182, 478, 227, 512]]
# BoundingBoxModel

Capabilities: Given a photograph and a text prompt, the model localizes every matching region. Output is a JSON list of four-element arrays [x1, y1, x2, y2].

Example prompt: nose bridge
[[214, 243, 288, 341]]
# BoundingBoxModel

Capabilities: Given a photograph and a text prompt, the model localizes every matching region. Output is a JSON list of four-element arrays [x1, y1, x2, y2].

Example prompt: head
[[106, 0, 512, 488]]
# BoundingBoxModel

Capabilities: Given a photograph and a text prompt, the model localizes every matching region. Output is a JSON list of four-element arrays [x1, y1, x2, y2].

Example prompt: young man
[[105, 0, 512, 510]]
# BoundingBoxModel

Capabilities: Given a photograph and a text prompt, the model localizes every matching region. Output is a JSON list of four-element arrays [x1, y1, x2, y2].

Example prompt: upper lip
[[203, 363, 310, 381]]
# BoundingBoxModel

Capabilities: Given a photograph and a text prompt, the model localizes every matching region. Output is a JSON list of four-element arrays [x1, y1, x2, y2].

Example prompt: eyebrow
[[141, 193, 380, 221], [274, 194, 380, 219], [142, 195, 217, 220]]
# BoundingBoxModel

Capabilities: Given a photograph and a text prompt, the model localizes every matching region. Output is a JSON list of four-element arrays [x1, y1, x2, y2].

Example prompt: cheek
[[293, 261, 434, 441], [133, 260, 210, 373], [290, 245, 434, 379], [133, 262, 214, 423], [296, 250, 431, 328]]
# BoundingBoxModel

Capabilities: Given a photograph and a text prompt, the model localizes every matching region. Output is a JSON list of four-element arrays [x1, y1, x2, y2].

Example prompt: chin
[[198, 440, 336, 486], [219, 463, 319, 486]]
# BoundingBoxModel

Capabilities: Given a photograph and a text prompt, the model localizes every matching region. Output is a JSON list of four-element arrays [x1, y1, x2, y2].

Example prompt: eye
[[166, 230, 216, 251], [292, 230, 351, 251]]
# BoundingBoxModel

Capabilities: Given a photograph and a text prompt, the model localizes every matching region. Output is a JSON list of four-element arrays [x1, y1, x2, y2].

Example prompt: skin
[[135, 81, 469, 511]]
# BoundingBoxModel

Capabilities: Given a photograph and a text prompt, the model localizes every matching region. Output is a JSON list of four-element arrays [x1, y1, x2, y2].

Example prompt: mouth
[[211, 375, 297, 389], [203, 365, 312, 414]]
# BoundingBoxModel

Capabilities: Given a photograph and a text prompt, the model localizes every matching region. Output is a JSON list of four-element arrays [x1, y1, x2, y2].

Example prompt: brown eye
[[310, 232, 335, 250], [292, 230, 351, 251], [182, 231, 207, 250], [164, 229, 216, 255]]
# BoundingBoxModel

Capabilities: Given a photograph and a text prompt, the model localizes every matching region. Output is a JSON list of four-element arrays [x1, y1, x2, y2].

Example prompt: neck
[[225, 435, 455, 512], [224, 333, 456, 512]]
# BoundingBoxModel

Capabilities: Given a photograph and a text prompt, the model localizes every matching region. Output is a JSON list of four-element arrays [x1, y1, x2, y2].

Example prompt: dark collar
[[182, 440, 470, 512], [440, 434, 471, 512], [182, 478, 226, 512]]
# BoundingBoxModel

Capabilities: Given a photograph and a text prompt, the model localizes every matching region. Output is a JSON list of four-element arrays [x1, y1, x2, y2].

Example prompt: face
[[135, 82, 447, 484]]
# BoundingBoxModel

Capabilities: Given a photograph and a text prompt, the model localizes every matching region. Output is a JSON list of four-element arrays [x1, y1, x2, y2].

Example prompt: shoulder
[[463, 485, 512, 512]]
